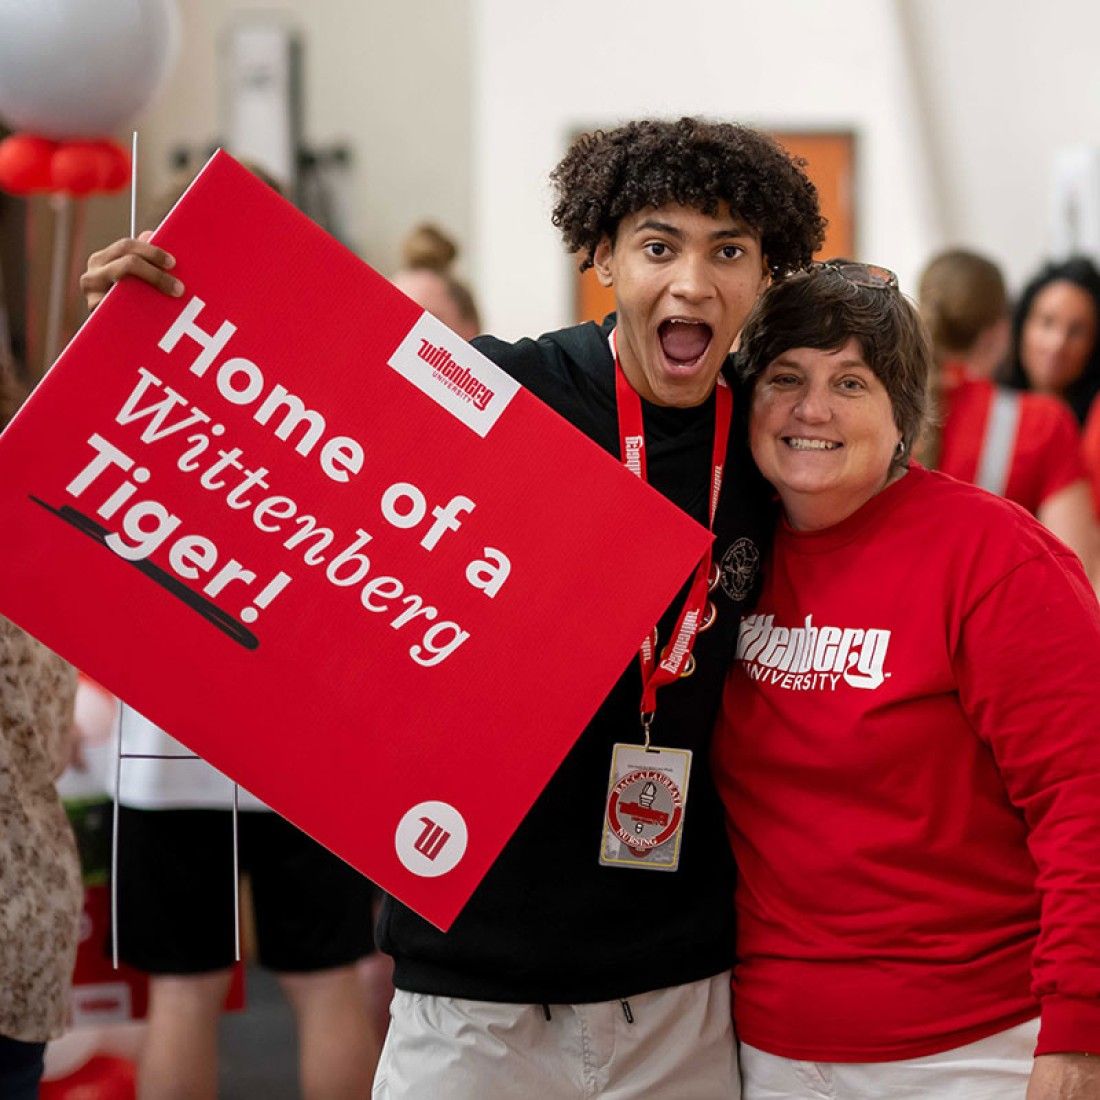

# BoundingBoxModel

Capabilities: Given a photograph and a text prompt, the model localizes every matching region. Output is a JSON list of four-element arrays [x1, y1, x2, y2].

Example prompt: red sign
[[0, 152, 711, 929]]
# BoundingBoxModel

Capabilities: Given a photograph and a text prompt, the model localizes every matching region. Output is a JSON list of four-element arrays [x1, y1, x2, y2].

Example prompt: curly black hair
[[550, 117, 825, 278]]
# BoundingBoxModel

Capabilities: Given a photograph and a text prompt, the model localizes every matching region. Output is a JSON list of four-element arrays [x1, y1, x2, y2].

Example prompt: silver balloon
[[0, 0, 180, 138]]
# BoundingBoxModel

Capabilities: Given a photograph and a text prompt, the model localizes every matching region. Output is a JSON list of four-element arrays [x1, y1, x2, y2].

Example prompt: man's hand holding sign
[[0, 151, 711, 929]]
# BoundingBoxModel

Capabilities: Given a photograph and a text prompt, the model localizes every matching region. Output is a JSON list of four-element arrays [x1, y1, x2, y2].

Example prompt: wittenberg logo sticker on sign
[[387, 312, 520, 437]]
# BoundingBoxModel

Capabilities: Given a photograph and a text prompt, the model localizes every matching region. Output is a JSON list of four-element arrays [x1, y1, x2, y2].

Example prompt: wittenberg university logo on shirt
[[737, 613, 891, 692]]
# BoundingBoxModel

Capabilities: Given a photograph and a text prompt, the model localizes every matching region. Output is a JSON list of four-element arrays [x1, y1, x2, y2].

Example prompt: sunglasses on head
[[811, 259, 899, 290]]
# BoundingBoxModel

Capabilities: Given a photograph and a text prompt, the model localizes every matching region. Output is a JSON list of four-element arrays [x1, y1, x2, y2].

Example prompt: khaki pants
[[372, 973, 739, 1099], [740, 1018, 1039, 1100]]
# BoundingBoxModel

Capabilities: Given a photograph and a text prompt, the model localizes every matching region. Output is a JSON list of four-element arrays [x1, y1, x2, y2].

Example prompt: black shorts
[[115, 807, 376, 975]]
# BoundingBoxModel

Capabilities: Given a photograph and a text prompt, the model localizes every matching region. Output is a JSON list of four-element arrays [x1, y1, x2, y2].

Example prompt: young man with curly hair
[[82, 117, 824, 1098]]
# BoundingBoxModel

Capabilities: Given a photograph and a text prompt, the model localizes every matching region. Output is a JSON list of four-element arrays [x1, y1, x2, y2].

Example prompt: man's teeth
[[785, 438, 841, 450]]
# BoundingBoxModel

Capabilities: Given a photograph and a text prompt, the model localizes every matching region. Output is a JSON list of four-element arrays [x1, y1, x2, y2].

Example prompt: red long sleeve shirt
[[939, 377, 1084, 514], [713, 465, 1100, 1061]]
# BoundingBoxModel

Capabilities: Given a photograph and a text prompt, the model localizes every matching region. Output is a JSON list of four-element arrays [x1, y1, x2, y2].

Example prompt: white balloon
[[0, 0, 180, 138]]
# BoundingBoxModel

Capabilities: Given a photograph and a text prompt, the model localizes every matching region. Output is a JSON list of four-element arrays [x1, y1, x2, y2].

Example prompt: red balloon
[[100, 140, 131, 192], [51, 141, 113, 196], [0, 132, 57, 194]]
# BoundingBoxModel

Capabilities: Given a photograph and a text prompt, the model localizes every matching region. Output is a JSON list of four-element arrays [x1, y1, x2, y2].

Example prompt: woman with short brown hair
[[714, 262, 1100, 1099]]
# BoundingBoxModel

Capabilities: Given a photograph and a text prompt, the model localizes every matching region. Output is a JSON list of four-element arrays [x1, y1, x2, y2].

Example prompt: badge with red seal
[[599, 744, 692, 871]]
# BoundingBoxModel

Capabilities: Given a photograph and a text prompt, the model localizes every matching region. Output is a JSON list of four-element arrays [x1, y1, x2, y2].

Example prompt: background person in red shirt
[[713, 262, 1100, 1099], [918, 249, 1098, 582], [1002, 256, 1100, 520]]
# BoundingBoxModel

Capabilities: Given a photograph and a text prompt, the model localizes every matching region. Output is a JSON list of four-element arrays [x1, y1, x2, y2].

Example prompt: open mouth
[[783, 437, 842, 451], [658, 318, 713, 369]]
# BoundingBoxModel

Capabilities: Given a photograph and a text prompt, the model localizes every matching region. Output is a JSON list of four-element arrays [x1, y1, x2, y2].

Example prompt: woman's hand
[[80, 230, 183, 312], [1027, 1053, 1100, 1099]]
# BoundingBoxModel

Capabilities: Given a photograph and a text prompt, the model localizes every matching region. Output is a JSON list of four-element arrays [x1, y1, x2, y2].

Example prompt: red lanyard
[[610, 330, 732, 741]]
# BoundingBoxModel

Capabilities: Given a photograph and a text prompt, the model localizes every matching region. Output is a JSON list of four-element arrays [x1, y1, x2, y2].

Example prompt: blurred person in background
[[390, 223, 481, 341], [0, 359, 83, 1099], [716, 262, 1100, 1099], [1002, 256, 1100, 515], [919, 249, 1098, 576]]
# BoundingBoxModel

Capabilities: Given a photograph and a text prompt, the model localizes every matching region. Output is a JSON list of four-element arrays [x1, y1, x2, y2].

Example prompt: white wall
[[472, 0, 943, 339], [904, 0, 1100, 293], [122, 0, 474, 278], [472, 0, 1100, 337], [108, 0, 1100, 330]]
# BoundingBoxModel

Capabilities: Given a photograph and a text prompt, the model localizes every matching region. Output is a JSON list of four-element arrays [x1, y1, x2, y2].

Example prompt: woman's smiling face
[[750, 337, 902, 530]]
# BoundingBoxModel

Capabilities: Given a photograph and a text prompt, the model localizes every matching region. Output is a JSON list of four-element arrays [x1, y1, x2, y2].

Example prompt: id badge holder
[[599, 742, 692, 871]]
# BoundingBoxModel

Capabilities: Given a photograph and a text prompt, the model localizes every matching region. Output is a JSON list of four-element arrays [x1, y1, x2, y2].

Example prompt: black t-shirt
[[377, 316, 772, 1002]]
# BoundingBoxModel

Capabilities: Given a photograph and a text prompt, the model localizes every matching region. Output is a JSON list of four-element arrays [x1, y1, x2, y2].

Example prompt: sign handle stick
[[130, 131, 138, 239], [110, 703, 124, 969], [232, 783, 241, 962], [109, 134, 139, 972]]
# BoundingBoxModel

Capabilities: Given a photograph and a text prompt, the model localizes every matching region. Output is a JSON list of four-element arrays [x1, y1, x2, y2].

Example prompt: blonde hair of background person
[[0, 357, 83, 1098], [919, 249, 1010, 396], [390, 223, 481, 341], [918, 249, 1099, 583]]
